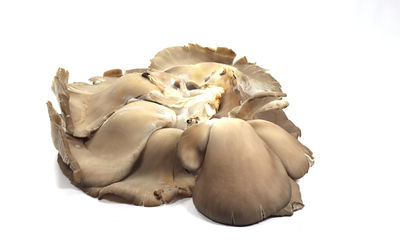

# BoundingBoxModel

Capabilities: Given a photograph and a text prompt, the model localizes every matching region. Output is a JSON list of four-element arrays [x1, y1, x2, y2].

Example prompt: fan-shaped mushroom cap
[[98, 128, 195, 206], [53, 69, 161, 137], [47, 100, 176, 187], [150, 44, 236, 71], [233, 56, 282, 96], [249, 120, 314, 180], [191, 118, 291, 226]]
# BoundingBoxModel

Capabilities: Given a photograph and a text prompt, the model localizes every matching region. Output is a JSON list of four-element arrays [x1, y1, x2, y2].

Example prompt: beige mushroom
[[48, 44, 314, 226], [183, 119, 292, 226], [48, 100, 176, 187], [98, 128, 195, 206], [52, 69, 160, 137]]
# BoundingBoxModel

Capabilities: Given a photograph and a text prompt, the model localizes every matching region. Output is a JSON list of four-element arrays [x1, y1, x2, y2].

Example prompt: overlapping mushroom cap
[[48, 44, 314, 226]]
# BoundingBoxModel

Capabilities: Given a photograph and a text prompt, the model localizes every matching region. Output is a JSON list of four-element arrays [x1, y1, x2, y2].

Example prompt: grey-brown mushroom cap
[[56, 128, 195, 206], [233, 56, 282, 95], [149, 44, 236, 71], [248, 119, 314, 180], [47, 100, 177, 187], [53, 69, 161, 138], [98, 128, 195, 207], [191, 118, 291, 226]]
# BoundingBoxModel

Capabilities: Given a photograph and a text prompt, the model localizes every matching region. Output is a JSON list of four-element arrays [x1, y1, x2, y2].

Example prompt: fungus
[[48, 44, 314, 226]]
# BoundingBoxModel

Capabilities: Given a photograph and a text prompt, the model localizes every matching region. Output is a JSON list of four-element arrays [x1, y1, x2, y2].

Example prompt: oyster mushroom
[[48, 100, 177, 187], [48, 44, 314, 226], [98, 128, 195, 206], [180, 118, 292, 226]]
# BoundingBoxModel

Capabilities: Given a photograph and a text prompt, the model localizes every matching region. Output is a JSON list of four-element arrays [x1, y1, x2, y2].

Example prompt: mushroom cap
[[48, 100, 177, 187], [98, 128, 195, 206], [150, 44, 236, 71], [53, 70, 161, 137], [248, 119, 314, 179], [192, 118, 291, 226]]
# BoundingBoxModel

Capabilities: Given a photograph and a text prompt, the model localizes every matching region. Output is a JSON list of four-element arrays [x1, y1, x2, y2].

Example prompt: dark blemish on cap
[[141, 72, 150, 79], [186, 83, 198, 90]]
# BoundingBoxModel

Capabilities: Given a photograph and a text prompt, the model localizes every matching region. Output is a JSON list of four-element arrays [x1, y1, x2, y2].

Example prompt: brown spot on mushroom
[[103, 69, 123, 77]]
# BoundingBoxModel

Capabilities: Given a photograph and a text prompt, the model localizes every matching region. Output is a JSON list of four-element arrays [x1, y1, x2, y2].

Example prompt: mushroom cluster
[[47, 44, 314, 226]]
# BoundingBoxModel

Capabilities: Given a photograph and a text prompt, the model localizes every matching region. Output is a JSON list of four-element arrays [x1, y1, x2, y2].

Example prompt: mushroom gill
[[48, 44, 314, 226]]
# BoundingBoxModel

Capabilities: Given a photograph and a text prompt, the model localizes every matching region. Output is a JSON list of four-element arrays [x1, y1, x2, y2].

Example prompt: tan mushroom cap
[[249, 119, 314, 180], [150, 44, 236, 71], [47, 100, 176, 187], [191, 118, 291, 226], [233, 56, 282, 96], [53, 69, 161, 137], [98, 128, 195, 207]]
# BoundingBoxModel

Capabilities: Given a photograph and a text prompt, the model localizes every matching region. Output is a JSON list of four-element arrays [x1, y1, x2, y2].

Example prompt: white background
[[1, 0, 399, 251]]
